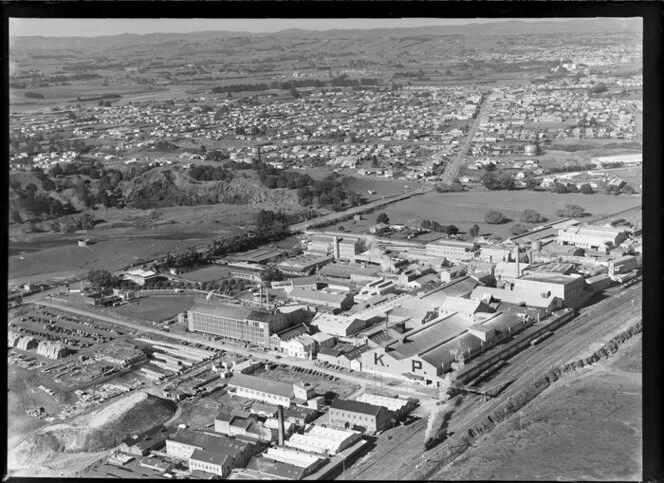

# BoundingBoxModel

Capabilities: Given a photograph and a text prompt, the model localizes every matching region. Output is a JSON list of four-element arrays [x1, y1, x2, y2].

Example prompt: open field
[[112, 295, 196, 322], [434, 335, 642, 481], [341, 190, 641, 239], [179, 265, 233, 283], [8, 204, 257, 286]]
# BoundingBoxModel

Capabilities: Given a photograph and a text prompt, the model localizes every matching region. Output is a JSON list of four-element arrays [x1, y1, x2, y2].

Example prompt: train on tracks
[[424, 429, 448, 451]]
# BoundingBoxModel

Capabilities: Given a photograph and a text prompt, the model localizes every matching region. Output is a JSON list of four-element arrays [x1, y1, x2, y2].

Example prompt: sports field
[[180, 265, 232, 283], [112, 295, 195, 322]]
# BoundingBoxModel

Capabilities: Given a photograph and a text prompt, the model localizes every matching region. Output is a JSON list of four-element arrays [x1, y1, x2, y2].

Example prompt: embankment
[[412, 319, 643, 480]]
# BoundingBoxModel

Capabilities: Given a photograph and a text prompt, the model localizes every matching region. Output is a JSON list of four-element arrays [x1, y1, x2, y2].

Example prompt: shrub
[[484, 211, 507, 224], [579, 184, 594, 194], [520, 209, 545, 224], [554, 204, 589, 218], [510, 223, 529, 236]]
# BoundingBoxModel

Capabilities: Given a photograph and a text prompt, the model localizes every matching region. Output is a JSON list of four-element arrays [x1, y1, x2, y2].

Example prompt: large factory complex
[[184, 216, 641, 388]]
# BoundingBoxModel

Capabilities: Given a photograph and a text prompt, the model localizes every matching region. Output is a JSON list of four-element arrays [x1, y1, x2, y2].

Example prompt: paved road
[[438, 95, 489, 185], [341, 282, 642, 480]]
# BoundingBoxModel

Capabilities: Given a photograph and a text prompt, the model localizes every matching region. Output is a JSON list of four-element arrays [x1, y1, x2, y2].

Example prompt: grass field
[[112, 295, 195, 322], [180, 265, 233, 283], [434, 335, 642, 481], [341, 190, 641, 239]]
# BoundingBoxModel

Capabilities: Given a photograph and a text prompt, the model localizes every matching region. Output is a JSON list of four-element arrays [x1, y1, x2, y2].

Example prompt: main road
[[32, 298, 436, 400], [340, 281, 642, 480]]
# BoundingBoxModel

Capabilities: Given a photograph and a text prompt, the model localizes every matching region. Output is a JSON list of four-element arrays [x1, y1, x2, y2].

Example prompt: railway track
[[341, 282, 641, 480]]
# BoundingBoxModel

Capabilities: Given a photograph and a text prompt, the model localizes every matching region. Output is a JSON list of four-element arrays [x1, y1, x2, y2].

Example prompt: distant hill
[[11, 18, 642, 54]]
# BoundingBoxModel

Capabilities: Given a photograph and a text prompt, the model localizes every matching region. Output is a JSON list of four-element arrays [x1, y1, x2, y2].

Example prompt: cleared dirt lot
[[253, 364, 361, 399], [434, 335, 642, 481]]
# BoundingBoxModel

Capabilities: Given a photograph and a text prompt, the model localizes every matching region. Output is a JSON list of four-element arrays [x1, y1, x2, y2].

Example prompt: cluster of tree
[[484, 210, 508, 224], [205, 149, 231, 162], [468, 224, 480, 237], [435, 182, 465, 193], [605, 184, 635, 195], [297, 174, 360, 211], [153, 140, 179, 152], [330, 76, 380, 87], [165, 247, 202, 269], [520, 209, 546, 224], [13, 186, 77, 220], [548, 163, 594, 174], [256, 209, 291, 233], [86, 269, 119, 291], [259, 165, 314, 190], [207, 223, 291, 259], [420, 219, 460, 235], [393, 69, 427, 79], [260, 266, 284, 282], [376, 213, 389, 224], [188, 165, 234, 182], [61, 213, 96, 233], [481, 172, 515, 191], [510, 223, 529, 236], [24, 92, 45, 99], [212, 83, 270, 94], [554, 204, 589, 218]]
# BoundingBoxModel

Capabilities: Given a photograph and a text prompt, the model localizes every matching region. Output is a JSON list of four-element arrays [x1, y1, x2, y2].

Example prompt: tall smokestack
[[259, 284, 263, 308], [514, 245, 520, 277], [257, 146, 262, 164], [333, 236, 340, 260], [278, 405, 285, 445]]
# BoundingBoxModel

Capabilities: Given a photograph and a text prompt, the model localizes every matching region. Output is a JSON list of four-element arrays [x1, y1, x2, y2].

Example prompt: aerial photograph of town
[[6, 15, 649, 481]]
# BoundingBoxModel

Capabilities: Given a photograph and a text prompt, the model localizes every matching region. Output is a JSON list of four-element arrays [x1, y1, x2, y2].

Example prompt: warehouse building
[[119, 425, 173, 456], [354, 278, 397, 302], [319, 262, 380, 281], [329, 398, 391, 433], [512, 272, 592, 309], [187, 302, 295, 346], [354, 393, 417, 421], [557, 225, 628, 251], [228, 374, 315, 407], [608, 255, 638, 276], [37, 341, 70, 360], [235, 247, 284, 265], [311, 313, 371, 337], [214, 409, 273, 443], [308, 234, 361, 262], [278, 254, 334, 276], [425, 239, 478, 261], [288, 288, 354, 311], [123, 268, 160, 286], [284, 425, 361, 456]]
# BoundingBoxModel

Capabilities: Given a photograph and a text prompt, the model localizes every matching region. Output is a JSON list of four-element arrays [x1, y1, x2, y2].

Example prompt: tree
[[621, 184, 636, 195], [444, 224, 459, 236], [554, 204, 588, 218], [525, 177, 540, 190], [421, 219, 432, 230], [520, 209, 545, 224], [469, 224, 480, 237], [579, 183, 594, 194], [481, 172, 514, 191], [484, 210, 507, 224], [87, 269, 117, 290], [25, 183, 39, 197], [261, 267, 284, 282], [11, 209, 22, 224], [510, 223, 529, 236], [432, 221, 443, 232], [552, 182, 568, 194], [376, 213, 389, 224]]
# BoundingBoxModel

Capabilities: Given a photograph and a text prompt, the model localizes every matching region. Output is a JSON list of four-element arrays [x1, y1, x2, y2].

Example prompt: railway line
[[340, 282, 642, 480]]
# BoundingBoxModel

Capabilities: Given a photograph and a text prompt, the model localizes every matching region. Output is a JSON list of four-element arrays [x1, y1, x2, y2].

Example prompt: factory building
[[278, 254, 334, 276], [470, 286, 563, 318], [311, 313, 371, 337], [284, 425, 361, 456], [187, 302, 295, 346], [16, 336, 38, 351], [354, 394, 417, 422], [557, 225, 628, 251], [308, 234, 361, 262], [119, 425, 173, 456], [512, 272, 592, 309], [123, 268, 159, 286], [359, 312, 526, 385], [354, 278, 397, 302], [478, 245, 512, 263], [439, 296, 494, 320], [608, 255, 638, 276], [425, 239, 478, 262], [329, 398, 391, 433], [280, 335, 317, 359], [166, 428, 261, 476], [214, 409, 273, 443], [288, 288, 354, 311], [228, 374, 315, 407]]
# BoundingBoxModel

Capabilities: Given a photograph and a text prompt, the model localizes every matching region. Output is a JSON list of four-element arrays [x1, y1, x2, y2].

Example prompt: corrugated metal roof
[[188, 302, 253, 321], [229, 374, 294, 399], [330, 398, 383, 416]]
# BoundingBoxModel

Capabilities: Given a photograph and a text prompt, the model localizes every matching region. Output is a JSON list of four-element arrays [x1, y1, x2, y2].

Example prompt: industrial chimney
[[333, 236, 340, 260], [513, 245, 520, 277], [277, 405, 285, 445]]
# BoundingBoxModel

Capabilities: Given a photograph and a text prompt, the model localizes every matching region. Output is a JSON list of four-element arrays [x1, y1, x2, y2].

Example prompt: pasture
[[344, 190, 641, 239], [112, 295, 195, 322]]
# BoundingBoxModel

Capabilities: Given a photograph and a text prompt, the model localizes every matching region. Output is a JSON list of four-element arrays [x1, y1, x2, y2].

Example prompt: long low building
[[288, 288, 354, 311], [511, 272, 592, 309], [557, 225, 628, 251], [278, 254, 334, 276], [469, 286, 563, 317], [228, 373, 315, 407], [425, 239, 478, 261], [284, 426, 361, 456], [187, 302, 295, 346]]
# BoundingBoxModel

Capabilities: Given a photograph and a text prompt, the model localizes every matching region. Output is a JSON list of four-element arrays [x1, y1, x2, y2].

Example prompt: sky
[[9, 18, 578, 37]]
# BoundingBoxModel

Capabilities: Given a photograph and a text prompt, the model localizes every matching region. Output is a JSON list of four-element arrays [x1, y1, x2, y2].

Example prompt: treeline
[[24, 92, 45, 99], [548, 163, 594, 174], [211, 76, 381, 94], [188, 165, 234, 182]]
